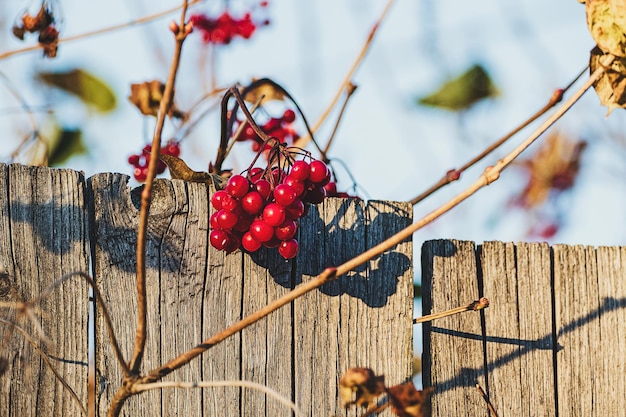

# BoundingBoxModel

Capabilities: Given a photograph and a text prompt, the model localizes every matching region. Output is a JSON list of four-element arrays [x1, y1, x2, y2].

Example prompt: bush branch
[[414, 297, 489, 324]]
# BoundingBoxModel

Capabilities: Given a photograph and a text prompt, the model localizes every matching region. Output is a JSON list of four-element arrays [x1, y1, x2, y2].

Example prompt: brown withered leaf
[[339, 367, 385, 409], [160, 154, 227, 189], [128, 81, 186, 119], [515, 132, 586, 208], [586, 0, 626, 57], [590, 46, 626, 114], [241, 78, 286, 105], [387, 382, 434, 417]]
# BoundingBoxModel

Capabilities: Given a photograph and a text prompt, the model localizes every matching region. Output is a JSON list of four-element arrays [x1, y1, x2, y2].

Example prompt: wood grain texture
[[421, 239, 486, 417], [480, 241, 555, 416], [294, 198, 413, 417], [0, 163, 89, 417]]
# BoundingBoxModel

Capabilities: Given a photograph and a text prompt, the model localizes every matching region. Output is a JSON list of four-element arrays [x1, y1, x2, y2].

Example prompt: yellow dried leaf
[[338, 367, 385, 409], [160, 154, 226, 188], [586, 0, 626, 57], [590, 46, 626, 114]]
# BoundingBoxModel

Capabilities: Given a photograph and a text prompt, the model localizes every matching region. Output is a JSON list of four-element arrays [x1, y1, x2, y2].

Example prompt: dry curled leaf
[[128, 81, 186, 119], [160, 154, 227, 189], [586, 0, 626, 57], [514, 132, 586, 208], [590, 46, 626, 114], [387, 382, 434, 417], [339, 367, 385, 409], [242, 78, 286, 105]]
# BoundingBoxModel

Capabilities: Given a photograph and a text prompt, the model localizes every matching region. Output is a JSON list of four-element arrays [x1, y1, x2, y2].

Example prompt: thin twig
[[223, 94, 265, 159], [0, 0, 203, 61], [140, 58, 610, 385], [476, 384, 499, 417], [0, 318, 87, 417], [408, 65, 589, 206], [133, 380, 305, 417], [413, 297, 489, 324], [322, 83, 358, 159], [131, 0, 192, 376], [292, 0, 395, 149]]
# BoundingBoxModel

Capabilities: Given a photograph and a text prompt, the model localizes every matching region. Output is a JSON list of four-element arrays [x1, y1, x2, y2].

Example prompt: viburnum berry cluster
[[233, 108, 298, 153], [189, 3, 269, 45], [128, 140, 181, 182], [209, 157, 332, 259]]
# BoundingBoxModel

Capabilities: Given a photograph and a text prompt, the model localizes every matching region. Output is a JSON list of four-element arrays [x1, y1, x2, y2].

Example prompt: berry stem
[[408, 65, 589, 205], [413, 297, 489, 324]]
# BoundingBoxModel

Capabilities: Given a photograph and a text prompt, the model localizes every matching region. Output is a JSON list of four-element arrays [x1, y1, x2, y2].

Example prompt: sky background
[[2, 0, 626, 388]]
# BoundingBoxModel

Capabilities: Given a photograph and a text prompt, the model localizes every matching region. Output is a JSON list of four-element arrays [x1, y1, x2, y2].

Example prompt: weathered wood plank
[[553, 245, 599, 417], [553, 244, 626, 416], [421, 239, 487, 417], [480, 241, 555, 416], [294, 198, 413, 416], [0, 163, 89, 417]]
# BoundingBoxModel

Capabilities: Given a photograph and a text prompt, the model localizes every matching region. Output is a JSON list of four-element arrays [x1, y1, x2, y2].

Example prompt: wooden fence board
[[0, 164, 89, 417], [423, 239, 626, 417], [422, 239, 487, 417]]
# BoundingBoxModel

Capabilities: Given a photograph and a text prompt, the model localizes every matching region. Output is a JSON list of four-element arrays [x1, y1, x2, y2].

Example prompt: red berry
[[273, 184, 297, 206], [282, 109, 296, 123], [289, 160, 310, 181], [324, 182, 338, 196], [211, 190, 229, 210], [210, 229, 231, 250], [303, 185, 326, 204], [278, 239, 299, 259], [232, 213, 253, 233], [128, 154, 140, 166], [262, 203, 286, 227], [275, 220, 298, 240], [210, 212, 220, 229], [282, 175, 306, 197], [134, 167, 148, 182], [285, 199, 305, 219], [263, 118, 281, 132], [216, 209, 239, 229], [248, 167, 264, 181], [249, 220, 274, 243], [226, 175, 251, 198], [254, 179, 272, 200], [309, 160, 330, 184], [263, 235, 281, 248], [241, 191, 264, 215], [242, 232, 262, 252]]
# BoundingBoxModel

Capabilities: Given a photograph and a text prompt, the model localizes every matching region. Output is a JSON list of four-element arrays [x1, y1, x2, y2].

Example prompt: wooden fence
[[422, 239, 626, 417], [0, 163, 414, 417]]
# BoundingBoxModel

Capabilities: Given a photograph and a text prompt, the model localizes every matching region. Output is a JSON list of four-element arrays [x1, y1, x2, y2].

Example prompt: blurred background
[[2, 0, 626, 386]]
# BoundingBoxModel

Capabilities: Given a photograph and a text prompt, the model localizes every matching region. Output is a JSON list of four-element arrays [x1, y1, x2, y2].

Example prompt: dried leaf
[[387, 382, 434, 417], [514, 132, 586, 208], [418, 64, 498, 111], [586, 0, 626, 57], [159, 154, 227, 188], [338, 367, 385, 409], [242, 78, 286, 104], [38, 68, 116, 112], [128, 81, 186, 119], [590, 46, 626, 114]]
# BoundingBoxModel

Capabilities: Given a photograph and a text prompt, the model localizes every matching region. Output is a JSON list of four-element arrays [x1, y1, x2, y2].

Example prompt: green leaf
[[48, 127, 87, 166], [417, 64, 498, 111], [38, 68, 117, 112], [585, 0, 626, 57]]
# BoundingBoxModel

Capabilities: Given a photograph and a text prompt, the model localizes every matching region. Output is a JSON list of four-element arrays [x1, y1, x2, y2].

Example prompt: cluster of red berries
[[234, 109, 298, 153], [189, 6, 269, 45], [128, 141, 181, 182], [210, 158, 332, 259]]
